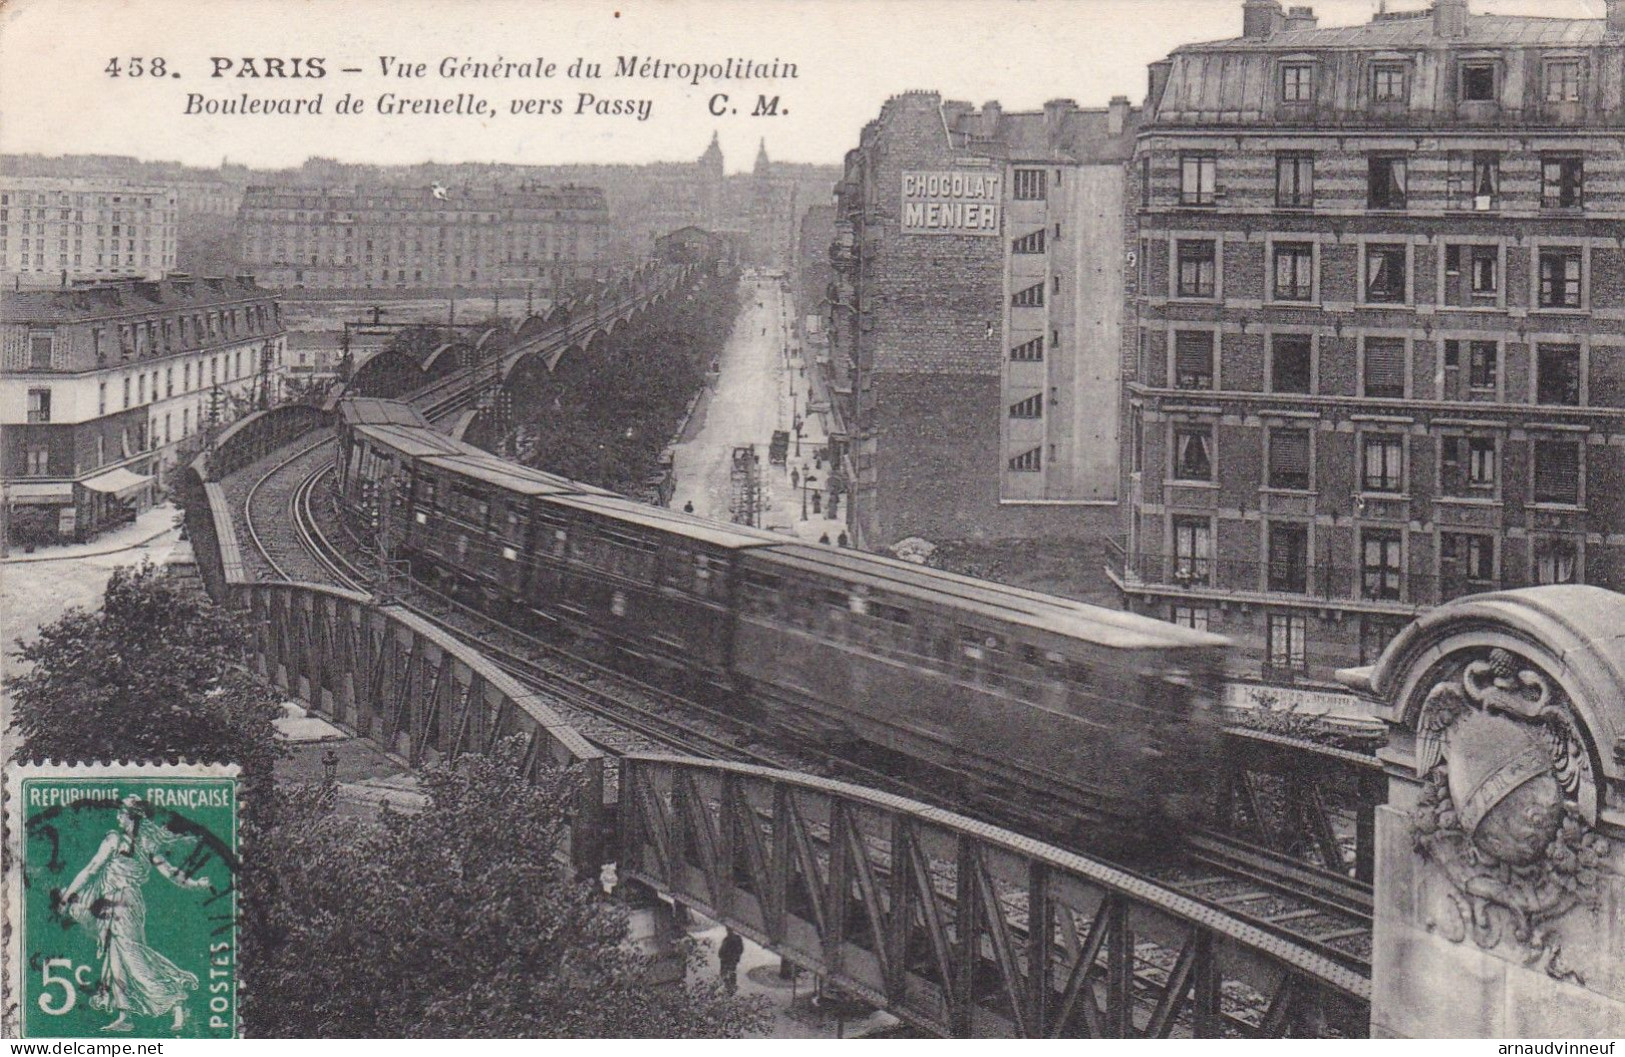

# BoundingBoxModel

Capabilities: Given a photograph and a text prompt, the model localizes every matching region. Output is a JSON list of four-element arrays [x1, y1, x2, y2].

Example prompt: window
[[1180, 153, 1216, 206], [1276, 152, 1314, 208], [1271, 335, 1312, 394], [1365, 244, 1407, 303], [29, 332, 53, 369], [1545, 61, 1581, 102], [1176, 239, 1216, 298], [1534, 538, 1579, 585], [1170, 605, 1210, 632], [1011, 228, 1046, 254], [1268, 428, 1311, 491], [1542, 156, 1584, 209], [1360, 616, 1408, 664], [1268, 523, 1308, 593], [1363, 338, 1407, 399], [1468, 341, 1498, 391], [1009, 393, 1043, 419], [1443, 244, 1498, 305], [1272, 242, 1314, 301], [1362, 434, 1403, 493], [1011, 282, 1045, 308], [1172, 425, 1213, 482], [1267, 613, 1308, 673], [1362, 529, 1403, 600], [98, 382, 107, 416], [1140, 155, 1152, 208], [1441, 532, 1494, 587], [1008, 446, 1042, 472], [1173, 330, 1214, 390], [1280, 63, 1315, 103], [1536, 344, 1581, 406], [1171, 516, 1212, 584], [123, 377, 131, 408], [1532, 439, 1580, 505], [25, 446, 50, 476], [1367, 155, 1407, 209], [1012, 169, 1047, 201], [1460, 62, 1496, 102], [1371, 64, 1407, 102], [1538, 249, 1583, 309], [1010, 337, 1044, 362], [26, 388, 51, 423]]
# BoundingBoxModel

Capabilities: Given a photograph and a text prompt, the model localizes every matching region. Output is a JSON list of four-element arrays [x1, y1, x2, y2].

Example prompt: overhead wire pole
[[373, 465, 403, 604]]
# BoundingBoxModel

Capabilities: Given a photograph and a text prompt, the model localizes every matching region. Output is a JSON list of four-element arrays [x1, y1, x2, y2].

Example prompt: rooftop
[[1, 275, 273, 324], [1187, 5, 1611, 52]]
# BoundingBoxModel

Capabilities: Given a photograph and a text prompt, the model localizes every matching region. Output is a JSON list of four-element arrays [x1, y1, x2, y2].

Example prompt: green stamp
[[6, 763, 240, 1039]]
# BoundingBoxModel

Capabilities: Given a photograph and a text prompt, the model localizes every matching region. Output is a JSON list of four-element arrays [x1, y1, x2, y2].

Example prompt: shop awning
[[78, 467, 153, 500], [7, 481, 73, 505]]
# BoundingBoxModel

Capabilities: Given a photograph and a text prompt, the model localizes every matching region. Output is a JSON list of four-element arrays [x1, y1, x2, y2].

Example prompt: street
[[670, 274, 845, 545]]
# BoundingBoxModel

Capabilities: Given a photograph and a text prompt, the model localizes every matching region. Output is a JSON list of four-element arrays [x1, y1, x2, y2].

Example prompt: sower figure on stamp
[[60, 796, 211, 1033], [718, 929, 744, 994]]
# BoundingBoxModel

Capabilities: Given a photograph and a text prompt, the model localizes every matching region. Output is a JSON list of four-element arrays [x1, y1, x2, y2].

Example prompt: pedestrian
[[683, 500, 694, 514], [811, 491, 822, 515], [838, 532, 849, 548], [718, 930, 744, 994], [819, 533, 830, 545], [791, 468, 800, 490]]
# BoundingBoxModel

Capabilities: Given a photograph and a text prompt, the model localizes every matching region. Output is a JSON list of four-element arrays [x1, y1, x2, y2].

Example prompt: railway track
[[233, 332, 1377, 986], [288, 459, 1376, 975]]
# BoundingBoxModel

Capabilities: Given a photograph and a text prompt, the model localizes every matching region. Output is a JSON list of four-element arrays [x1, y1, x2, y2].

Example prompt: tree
[[248, 741, 768, 1038], [8, 562, 282, 782]]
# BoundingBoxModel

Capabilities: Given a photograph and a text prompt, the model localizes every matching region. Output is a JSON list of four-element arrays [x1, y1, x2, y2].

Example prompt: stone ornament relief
[[1411, 648, 1610, 985]]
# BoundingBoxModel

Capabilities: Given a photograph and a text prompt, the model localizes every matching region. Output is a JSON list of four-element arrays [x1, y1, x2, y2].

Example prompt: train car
[[534, 494, 779, 682], [733, 543, 1228, 834]]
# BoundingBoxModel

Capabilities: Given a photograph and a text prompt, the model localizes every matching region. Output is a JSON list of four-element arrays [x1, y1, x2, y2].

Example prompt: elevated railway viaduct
[[179, 254, 1625, 1038]]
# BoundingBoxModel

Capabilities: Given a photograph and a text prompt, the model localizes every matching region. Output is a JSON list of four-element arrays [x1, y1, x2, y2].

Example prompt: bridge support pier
[[1341, 587, 1625, 1037]]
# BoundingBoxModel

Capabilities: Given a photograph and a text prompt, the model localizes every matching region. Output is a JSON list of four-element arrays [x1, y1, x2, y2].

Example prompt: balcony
[[1104, 537, 1544, 612]]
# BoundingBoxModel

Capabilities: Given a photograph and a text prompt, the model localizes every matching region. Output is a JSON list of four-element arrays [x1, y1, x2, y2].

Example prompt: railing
[[620, 755, 1369, 1038], [1105, 538, 1568, 609]]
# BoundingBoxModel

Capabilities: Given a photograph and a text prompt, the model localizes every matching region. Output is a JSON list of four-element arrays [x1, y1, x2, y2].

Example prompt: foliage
[[7, 562, 282, 781], [511, 272, 742, 494], [247, 742, 768, 1038], [6, 506, 58, 550]]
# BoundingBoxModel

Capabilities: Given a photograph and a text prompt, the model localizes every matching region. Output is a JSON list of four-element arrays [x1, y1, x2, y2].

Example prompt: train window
[[743, 569, 781, 616], [417, 477, 437, 510], [502, 545, 518, 561], [693, 554, 712, 598], [662, 547, 689, 588], [847, 586, 869, 615]]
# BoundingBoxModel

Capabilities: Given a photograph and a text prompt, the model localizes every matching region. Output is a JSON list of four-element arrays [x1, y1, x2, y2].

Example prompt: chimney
[[1107, 95, 1131, 137], [1434, 0, 1468, 39], [1243, 0, 1285, 38], [1284, 5, 1317, 31], [1609, 0, 1625, 35], [1043, 98, 1076, 133], [1147, 60, 1174, 110], [981, 100, 1002, 137]]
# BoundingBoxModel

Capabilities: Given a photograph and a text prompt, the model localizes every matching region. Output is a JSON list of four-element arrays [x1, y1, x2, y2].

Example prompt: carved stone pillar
[[1338, 586, 1625, 1037]]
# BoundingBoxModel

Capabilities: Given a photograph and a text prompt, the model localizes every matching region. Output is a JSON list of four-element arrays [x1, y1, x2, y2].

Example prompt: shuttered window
[[1363, 339, 1406, 398], [1268, 428, 1311, 490], [1010, 337, 1044, 362], [1174, 330, 1214, 389], [1011, 228, 1046, 254], [1008, 394, 1043, 419], [1011, 282, 1045, 308], [1008, 446, 1042, 472], [1533, 440, 1580, 505]]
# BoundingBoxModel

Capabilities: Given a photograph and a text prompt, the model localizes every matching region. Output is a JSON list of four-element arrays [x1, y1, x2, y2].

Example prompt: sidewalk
[[3, 501, 182, 564]]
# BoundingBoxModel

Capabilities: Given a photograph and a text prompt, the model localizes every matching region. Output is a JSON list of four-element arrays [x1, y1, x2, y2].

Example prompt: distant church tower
[[699, 131, 725, 228], [753, 137, 771, 178]]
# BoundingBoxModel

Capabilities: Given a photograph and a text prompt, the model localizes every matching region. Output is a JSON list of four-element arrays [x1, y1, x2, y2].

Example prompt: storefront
[[74, 467, 155, 541]]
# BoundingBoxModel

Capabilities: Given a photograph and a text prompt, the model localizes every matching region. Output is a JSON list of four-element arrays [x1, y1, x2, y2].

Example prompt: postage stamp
[[5, 762, 241, 1039]]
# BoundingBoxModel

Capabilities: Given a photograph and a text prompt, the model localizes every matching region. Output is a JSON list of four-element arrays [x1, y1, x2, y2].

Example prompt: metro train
[[334, 397, 1229, 836]]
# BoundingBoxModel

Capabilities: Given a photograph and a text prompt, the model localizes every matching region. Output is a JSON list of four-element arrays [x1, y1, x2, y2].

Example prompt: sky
[[0, 0, 1604, 173]]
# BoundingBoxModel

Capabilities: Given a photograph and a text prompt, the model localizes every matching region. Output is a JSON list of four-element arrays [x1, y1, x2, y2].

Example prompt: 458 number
[[105, 57, 169, 77]]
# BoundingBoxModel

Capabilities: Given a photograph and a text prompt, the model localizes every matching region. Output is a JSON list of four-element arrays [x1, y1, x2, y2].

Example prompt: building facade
[[830, 92, 1139, 550], [1112, 0, 1625, 685], [235, 184, 611, 294], [0, 177, 179, 288], [1, 275, 287, 543]]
